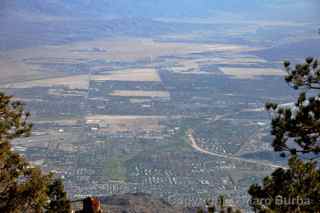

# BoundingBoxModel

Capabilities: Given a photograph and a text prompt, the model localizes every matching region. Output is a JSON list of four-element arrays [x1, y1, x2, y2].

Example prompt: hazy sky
[[1, 0, 319, 22]]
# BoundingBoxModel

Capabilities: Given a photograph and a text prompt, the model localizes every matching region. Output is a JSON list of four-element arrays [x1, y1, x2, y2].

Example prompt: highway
[[187, 129, 286, 169]]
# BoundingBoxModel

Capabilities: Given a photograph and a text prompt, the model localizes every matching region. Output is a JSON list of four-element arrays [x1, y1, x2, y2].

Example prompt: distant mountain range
[[1, 0, 319, 22], [1, 0, 318, 51]]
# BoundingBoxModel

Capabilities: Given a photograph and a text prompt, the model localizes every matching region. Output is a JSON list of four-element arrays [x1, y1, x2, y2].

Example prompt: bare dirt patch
[[65, 38, 252, 61], [195, 55, 267, 65], [2, 75, 90, 90], [4, 38, 252, 64], [0, 37, 253, 84], [86, 115, 166, 135], [219, 67, 285, 79], [171, 60, 200, 73], [169, 55, 266, 74], [0, 37, 254, 85], [92, 68, 161, 82], [0, 56, 67, 85]]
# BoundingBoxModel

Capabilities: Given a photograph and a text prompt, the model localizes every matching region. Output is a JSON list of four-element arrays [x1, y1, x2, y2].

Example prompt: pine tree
[[217, 195, 225, 210], [266, 58, 320, 157], [248, 58, 320, 213], [0, 92, 71, 212], [249, 156, 320, 212], [46, 179, 71, 213]]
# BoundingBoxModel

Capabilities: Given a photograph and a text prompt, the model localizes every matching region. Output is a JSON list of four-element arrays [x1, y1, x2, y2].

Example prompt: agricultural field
[[2, 18, 314, 210], [2, 74, 90, 90], [0, 55, 67, 84], [86, 115, 165, 135], [219, 67, 285, 79], [92, 68, 161, 82]]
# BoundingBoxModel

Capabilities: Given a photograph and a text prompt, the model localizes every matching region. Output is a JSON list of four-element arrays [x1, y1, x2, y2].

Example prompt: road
[[187, 129, 285, 169]]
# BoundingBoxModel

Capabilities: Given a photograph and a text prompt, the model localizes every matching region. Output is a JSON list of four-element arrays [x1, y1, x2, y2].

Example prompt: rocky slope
[[99, 193, 196, 213]]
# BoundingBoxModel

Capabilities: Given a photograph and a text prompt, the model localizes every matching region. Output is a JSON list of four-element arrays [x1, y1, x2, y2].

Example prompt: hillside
[[72, 193, 197, 213], [100, 193, 192, 213], [0, 16, 193, 50]]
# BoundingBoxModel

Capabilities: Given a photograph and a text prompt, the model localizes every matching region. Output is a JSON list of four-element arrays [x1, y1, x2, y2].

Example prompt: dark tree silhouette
[[249, 156, 320, 213], [0, 92, 71, 212], [47, 179, 71, 213], [249, 58, 320, 213], [266, 58, 320, 157]]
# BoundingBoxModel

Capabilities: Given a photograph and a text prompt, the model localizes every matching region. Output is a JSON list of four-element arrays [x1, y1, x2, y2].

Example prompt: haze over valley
[[1, 1, 319, 210]]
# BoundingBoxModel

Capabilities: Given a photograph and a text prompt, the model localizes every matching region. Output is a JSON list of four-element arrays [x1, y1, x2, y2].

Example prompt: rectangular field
[[219, 67, 285, 79], [92, 68, 161, 82], [86, 115, 166, 134], [2, 74, 90, 90]]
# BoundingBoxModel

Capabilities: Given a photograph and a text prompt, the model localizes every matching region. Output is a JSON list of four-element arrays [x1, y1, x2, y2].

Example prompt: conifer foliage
[[249, 58, 320, 213], [0, 92, 71, 213], [266, 58, 320, 157]]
